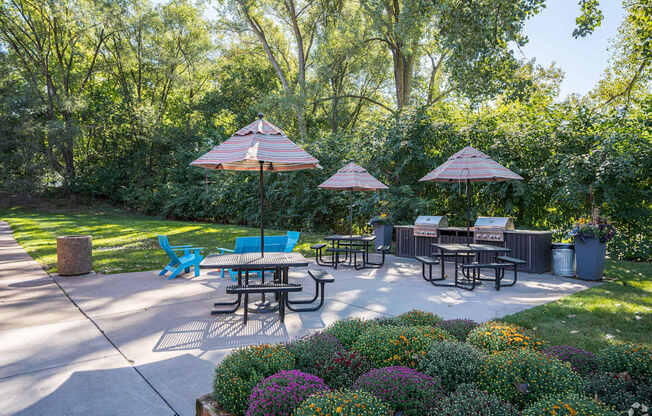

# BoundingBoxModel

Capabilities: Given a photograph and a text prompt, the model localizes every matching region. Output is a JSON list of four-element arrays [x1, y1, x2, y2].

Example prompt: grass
[[0, 206, 324, 275], [2, 205, 650, 351], [503, 260, 652, 351]]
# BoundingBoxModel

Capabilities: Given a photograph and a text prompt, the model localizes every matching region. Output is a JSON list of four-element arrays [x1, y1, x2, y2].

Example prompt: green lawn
[[2, 206, 650, 351], [503, 260, 652, 351], [1, 206, 323, 274]]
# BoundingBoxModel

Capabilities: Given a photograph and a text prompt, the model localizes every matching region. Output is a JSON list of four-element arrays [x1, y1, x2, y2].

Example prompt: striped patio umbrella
[[191, 113, 320, 255], [319, 162, 388, 235], [419, 145, 523, 227]]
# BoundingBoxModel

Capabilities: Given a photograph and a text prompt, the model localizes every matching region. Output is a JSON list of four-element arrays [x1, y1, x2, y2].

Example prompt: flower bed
[[353, 366, 443, 415], [206, 312, 651, 416]]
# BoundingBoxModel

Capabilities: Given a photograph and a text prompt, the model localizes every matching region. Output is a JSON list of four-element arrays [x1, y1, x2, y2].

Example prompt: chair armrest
[[218, 248, 234, 253], [170, 245, 193, 248]]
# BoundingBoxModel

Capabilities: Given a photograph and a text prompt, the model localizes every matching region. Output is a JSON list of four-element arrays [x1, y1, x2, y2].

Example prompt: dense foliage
[[352, 325, 454, 368], [353, 366, 443, 416], [468, 321, 543, 352], [522, 393, 619, 416], [596, 344, 652, 385], [323, 318, 379, 349], [387, 309, 443, 326], [246, 370, 329, 416], [583, 372, 650, 413], [478, 349, 584, 408], [436, 319, 479, 342], [430, 384, 521, 416], [418, 340, 486, 392], [292, 390, 392, 416], [213, 344, 295, 416], [0, 0, 649, 261]]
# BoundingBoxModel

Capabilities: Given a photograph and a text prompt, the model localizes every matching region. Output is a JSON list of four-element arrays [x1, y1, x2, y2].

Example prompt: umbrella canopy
[[419, 146, 523, 182], [419, 145, 523, 227], [191, 114, 320, 255], [319, 163, 388, 235]]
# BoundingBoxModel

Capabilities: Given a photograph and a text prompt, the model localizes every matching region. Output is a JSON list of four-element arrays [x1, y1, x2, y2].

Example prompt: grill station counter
[[395, 216, 551, 273]]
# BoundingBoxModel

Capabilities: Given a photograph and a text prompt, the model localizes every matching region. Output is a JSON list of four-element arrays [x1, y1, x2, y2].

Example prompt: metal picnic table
[[200, 252, 309, 313], [324, 234, 376, 269], [428, 243, 511, 290]]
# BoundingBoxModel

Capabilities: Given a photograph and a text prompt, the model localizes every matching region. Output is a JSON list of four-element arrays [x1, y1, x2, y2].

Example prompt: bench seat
[[416, 255, 440, 265], [226, 283, 302, 294], [308, 269, 335, 283], [496, 255, 527, 265]]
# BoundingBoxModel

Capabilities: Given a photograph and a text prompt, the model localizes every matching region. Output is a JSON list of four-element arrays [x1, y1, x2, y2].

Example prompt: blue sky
[[520, 0, 626, 98]]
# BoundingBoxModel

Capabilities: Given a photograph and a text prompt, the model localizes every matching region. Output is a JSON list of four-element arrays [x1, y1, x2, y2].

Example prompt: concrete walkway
[[0, 221, 597, 415]]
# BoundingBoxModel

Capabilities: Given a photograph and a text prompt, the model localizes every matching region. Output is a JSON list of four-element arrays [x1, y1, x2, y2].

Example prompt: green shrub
[[478, 349, 584, 409], [287, 332, 344, 372], [436, 318, 479, 341], [213, 344, 295, 416], [418, 340, 486, 392], [352, 366, 443, 416], [583, 372, 647, 412], [391, 309, 443, 326], [468, 321, 543, 352], [292, 390, 391, 416], [324, 318, 379, 348], [597, 344, 652, 385], [429, 383, 520, 416], [352, 325, 454, 368], [542, 345, 598, 375], [522, 393, 619, 416]]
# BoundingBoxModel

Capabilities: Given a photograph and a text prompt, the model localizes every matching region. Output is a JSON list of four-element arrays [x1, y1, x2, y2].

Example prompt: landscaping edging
[[196, 394, 233, 416]]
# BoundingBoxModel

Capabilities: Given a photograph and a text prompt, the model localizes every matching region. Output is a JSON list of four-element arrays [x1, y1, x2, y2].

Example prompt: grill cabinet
[[413, 216, 448, 238]]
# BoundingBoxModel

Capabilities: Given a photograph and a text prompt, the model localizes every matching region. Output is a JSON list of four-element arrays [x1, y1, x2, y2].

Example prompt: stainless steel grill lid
[[414, 216, 448, 237], [473, 217, 514, 242]]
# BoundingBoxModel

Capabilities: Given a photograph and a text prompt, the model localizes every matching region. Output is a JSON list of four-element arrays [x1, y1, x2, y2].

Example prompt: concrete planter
[[373, 223, 393, 247], [196, 394, 233, 416], [56, 235, 92, 275], [574, 237, 606, 281]]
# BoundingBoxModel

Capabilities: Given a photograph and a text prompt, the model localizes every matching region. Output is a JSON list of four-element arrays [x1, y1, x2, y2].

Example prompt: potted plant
[[369, 213, 393, 247], [568, 216, 615, 281]]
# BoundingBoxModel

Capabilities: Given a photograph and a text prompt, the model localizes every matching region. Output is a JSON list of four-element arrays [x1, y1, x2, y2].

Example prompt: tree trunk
[[392, 47, 414, 112]]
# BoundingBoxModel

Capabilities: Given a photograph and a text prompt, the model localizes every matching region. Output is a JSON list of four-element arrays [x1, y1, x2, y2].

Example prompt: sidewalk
[[0, 221, 177, 416]]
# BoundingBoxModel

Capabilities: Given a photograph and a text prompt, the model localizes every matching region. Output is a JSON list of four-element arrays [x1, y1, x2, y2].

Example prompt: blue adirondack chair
[[158, 235, 204, 280], [218, 231, 301, 280]]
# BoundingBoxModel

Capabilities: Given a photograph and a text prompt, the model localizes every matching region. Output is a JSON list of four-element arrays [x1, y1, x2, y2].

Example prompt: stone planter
[[373, 223, 393, 247], [56, 235, 92, 275], [574, 237, 606, 281], [196, 394, 233, 416]]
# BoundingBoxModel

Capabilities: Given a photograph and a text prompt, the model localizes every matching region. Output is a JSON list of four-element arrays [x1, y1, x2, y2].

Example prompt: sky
[[520, 0, 626, 99]]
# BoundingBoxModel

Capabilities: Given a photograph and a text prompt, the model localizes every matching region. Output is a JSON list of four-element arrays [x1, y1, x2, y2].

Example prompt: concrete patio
[[0, 221, 597, 416]]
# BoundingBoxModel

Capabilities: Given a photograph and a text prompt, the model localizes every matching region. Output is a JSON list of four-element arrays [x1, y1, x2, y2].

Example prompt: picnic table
[[324, 234, 377, 269], [427, 243, 511, 290], [201, 252, 309, 314]]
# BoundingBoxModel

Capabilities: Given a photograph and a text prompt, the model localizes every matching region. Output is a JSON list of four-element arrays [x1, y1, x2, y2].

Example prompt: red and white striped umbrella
[[419, 145, 523, 227], [319, 163, 388, 235], [318, 162, 389, 191], [419, 146, 523, 182], [190, 115, 321, 172], [190, 114, 320, 255]]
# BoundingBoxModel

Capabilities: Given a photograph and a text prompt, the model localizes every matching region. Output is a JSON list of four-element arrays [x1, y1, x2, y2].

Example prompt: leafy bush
[[583, 372, 648, 412], [391, 309, 443, 326], [522, 393, 619, 416], [353, 366, 443, 415], [478, 349, 584, 408], [324, 318, 379, 348], [436, 318, 479, 341], [213, 344, 295, 416], [468, 321, 543, 352], [319, 350, 372, 389], [430, 383, 520, 416], [246, 370, 329, 416], [418, 340, 485, 392], [352, 325, 454, 368], [597, 344, 652, 385], [292, 390, 392, 416], [543, 345, 598, 375], [286, 333, 344, 372]]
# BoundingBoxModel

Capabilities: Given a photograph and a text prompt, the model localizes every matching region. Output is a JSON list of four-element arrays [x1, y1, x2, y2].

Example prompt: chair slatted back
[[158, 235, 180, 264], [285, 231, 300, 252]]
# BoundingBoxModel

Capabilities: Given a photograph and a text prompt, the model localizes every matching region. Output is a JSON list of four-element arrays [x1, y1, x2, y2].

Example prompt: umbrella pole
[[350, 189, 353, 236], [466, 179, 472, 229], [260, 162, 264, 256]]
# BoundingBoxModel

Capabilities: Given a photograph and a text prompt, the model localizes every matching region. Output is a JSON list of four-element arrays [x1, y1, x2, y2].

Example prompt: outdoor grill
[[473, 217, 514, 242], [413, 215, 448, 237]]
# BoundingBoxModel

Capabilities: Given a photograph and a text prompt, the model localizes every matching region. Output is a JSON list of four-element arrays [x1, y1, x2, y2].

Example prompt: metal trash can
[[552, 243, 575, 277]]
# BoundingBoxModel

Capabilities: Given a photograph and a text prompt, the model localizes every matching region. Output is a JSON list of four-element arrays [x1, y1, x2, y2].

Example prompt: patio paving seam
[[0, 353, 120, 381], [49, 271, 183, 416]]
